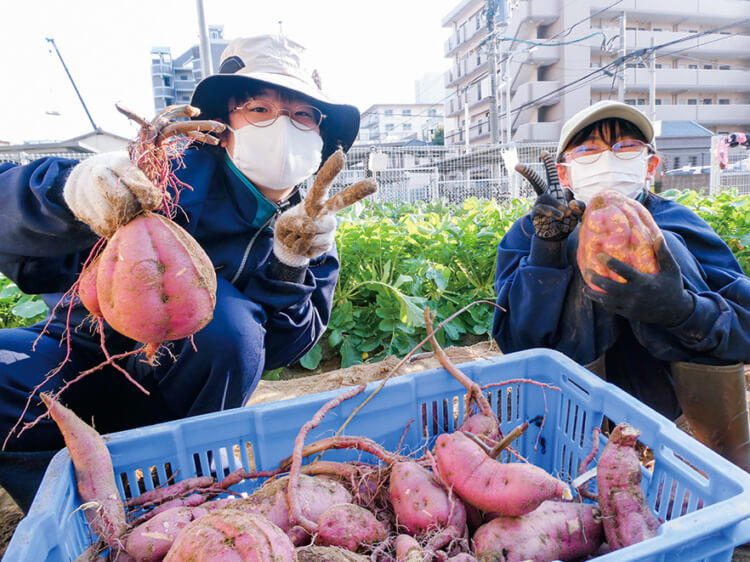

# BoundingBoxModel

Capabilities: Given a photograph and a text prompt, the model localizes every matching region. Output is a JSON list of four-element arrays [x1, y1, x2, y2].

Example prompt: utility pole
[[196, 0, 213, 78], [649, 38, 657, 122], [505, 55, 512, 145], [487, 0, 500, 144], [45, 38, 98, 131], [618, 12, 626, 102], [464, 88, 471, 149]]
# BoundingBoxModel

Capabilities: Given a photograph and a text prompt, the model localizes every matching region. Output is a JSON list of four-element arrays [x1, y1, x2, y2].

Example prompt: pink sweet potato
[[436, 431, 571, 516], [163, 511, 294, 561], [296, 545, 369, 561], [596, 423, 660, 549], [316, 503, 387, 552], [395, 534, 424, 562], [389, 460, 466, 546], [124, 506, 208, 561], [472, 500, 603, 562], [42, 394, 127, 549], [458, 413, 500, 445]]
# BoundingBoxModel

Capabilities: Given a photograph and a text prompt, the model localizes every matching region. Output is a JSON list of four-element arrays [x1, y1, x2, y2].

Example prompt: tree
[[431, 126, 444, 146]]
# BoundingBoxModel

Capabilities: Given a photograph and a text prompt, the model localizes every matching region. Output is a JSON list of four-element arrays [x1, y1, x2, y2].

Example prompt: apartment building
[[151, 25, 229, 113], [357, 103, 444, 144], [442, 0, 750, 145]]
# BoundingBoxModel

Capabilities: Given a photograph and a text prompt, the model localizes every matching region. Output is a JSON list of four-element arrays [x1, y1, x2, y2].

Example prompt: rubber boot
[[0, 450, 57, 513], [584, 354, 607, 380], [671, 361, 750, 473]]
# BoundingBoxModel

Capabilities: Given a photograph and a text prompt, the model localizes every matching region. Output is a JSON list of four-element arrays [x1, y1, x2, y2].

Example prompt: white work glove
[[273, 203, 336, 267], [63, 151, 162, 238]]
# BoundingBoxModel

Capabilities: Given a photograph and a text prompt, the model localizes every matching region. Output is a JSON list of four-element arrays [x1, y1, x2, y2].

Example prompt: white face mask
[[228, 117, 323, 191], [567, 151, 650, 203]]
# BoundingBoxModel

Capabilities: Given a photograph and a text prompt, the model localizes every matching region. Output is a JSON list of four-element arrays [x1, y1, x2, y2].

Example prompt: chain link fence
[[714, 143, 750, 195], [0, 151, 95, 165]]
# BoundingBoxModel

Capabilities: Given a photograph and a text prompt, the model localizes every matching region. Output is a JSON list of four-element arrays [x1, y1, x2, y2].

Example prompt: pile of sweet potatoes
[[40, 346, 662, 562]]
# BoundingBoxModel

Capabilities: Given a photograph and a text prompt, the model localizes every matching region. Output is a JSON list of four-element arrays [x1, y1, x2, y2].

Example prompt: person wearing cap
[[0, 35, 362, 512], [493, 100, 750, 470]]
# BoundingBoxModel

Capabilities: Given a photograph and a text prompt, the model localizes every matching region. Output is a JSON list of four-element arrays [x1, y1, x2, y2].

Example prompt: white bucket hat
[[557, 100, 654, 158], [191, 34, 360, 158]]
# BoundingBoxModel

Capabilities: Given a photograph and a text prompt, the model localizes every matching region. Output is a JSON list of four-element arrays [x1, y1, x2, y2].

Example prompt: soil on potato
[[1, 346, 748, 561]]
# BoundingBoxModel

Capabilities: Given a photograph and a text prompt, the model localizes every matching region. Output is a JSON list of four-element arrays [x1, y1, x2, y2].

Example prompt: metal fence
[[3, 140, 749, 200]]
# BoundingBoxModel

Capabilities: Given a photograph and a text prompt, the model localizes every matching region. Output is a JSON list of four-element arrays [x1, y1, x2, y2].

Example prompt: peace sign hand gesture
[[273, 149, 377, 267]]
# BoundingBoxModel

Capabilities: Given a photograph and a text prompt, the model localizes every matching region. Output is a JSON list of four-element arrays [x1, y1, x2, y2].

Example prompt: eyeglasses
[[563, 139, 654, 164], [230, 99, 325, 131]]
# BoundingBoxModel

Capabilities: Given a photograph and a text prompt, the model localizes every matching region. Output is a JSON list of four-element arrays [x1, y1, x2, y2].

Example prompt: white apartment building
[[442, 0, 750, 145], [357, 103, 444, 144]]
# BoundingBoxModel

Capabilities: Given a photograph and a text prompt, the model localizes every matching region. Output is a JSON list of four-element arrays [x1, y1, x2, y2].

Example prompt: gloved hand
[[515, 151, 585, 242], [273, 149, 377, 268], [63, 151, 162, 238], [531, 189, 585, 242], [582, 236, 695, 326]]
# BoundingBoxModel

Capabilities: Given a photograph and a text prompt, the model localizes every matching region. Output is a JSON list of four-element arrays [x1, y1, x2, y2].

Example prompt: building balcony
[[173, 79, 195, 93], [588, 0, 750, 25], [505, 0, 559, 42], [445, 57, 489, 88], [654, 104, 750, 127], [150, 63, 172, 75], [590, 68, 750, 93], [513, 121, 563, 142], [592, 28, 750, 58], [444, 19, 487, 57], [152, 86, 175, 98], [510, 80, 562, 111]]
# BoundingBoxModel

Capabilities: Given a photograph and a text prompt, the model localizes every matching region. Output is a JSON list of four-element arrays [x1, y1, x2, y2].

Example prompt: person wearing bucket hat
[[492, 101, 750, 471], [0, 34, 370, 513]]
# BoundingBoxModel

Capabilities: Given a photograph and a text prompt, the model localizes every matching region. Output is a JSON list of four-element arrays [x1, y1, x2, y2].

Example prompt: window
[[703, 65, 713, 70], [477, 83, 482, 99], [655, 64, 662, 69], [674, 157, 680, 168], [477, 121, 483, 135], [450, 101, 454, 113], [719, 99, 730, 105], [165, 97, 174, 105], [163, 76, 172, 87], [687, 99, 697, 105], [719, 65, 731, 70], [637, 98, 646, 105], [210, 31, 218, 39], [476, 14, 481, 30], [180, 95, 190, 101], [703, 98, 712, 105], [655, 99, 662, 105], [625, 99, 636, 106], [688, 29, 698, 33], [384, 109, 393, 116], [638, 27, 647, 31], [477, 53, 481, 65], [180, 74, 190, 80], [679, 64, 687, 69], [626, 63, 636, 68], [402, 109, 411, 116], [653, 27, 663, 32], [403, 124, 411, 131], [428, 109, 437, 117], [688, 64, 698, 69], [386, 124, 394, 131], [689, 156, 698, 166]]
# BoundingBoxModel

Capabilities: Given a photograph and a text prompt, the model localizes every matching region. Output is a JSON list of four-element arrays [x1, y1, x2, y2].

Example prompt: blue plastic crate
[[5, 348, 750, 561]]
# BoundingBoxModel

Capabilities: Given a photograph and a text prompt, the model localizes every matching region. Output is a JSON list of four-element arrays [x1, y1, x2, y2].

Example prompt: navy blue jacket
[[493, 192, 750, 418], [0, 146, 338, 371]]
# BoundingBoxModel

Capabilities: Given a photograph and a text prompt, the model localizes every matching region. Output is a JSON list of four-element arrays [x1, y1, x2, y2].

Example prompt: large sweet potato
[[577, 189, 661, 292]]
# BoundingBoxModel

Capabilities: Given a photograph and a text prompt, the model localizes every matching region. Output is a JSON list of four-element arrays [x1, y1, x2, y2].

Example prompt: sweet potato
[[124, 506, 208, 561], [316, 503, 387, 552], [596, 423, 660, 549], [389, 460, 466, 548], [458, 413, 500, 445], [472, 500, 603, 562], [395, 534, 424, 562], [436, 431, 571, 516], [41, 394, 127, 549], [296, 545, 369, 561], [163, 511, 295, 561], [577, 189, 661, 292]]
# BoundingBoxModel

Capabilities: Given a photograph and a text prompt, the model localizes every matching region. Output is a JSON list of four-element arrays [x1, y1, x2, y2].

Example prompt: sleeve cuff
[[666, 292, 720, 344], [528, 235, 568, 269], [267, 255, 308, 284]]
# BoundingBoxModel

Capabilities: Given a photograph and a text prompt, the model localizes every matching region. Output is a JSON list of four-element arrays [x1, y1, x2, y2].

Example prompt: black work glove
[[531, 189, 586, 242], [582, 237, 695, 327], [516, 151, 586, 242]]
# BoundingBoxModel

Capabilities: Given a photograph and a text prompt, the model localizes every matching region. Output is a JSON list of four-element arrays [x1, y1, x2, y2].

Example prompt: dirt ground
[[1, 345, 749, 559]]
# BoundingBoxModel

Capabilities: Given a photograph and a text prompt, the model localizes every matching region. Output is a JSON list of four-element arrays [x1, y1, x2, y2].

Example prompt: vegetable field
[[1, 190, 749, 372]]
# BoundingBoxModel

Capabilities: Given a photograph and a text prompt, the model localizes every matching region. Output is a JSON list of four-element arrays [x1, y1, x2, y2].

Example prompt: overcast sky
[[0, 0, 459, 144]]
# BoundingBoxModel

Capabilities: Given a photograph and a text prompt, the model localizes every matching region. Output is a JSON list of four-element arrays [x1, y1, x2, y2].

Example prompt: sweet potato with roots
[[316, 503, 387, 552], [577, 189, 662, 292], [472, 501, 603, 562], [296, 545, 369, 561], [389, 460, 466, 548], [163, 510, 295, 561], [41, 394, 127, 550], [596, 423, 661, 549], [435, 431, 571, 516], [124, 505, 208, 561]]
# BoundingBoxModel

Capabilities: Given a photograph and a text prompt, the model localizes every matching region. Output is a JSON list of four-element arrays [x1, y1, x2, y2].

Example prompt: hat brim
[[557, 104, 654, 157], [191, 73, 360, 157]]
